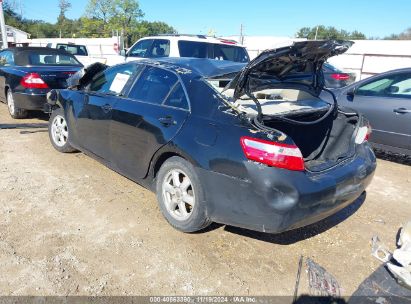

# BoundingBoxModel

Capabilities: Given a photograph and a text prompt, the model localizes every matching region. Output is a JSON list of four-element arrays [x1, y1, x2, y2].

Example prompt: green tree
[[57, 0, 72, 37], [296, 25, 366, 40], [85, 0, 114, 35], [132, 21, 177, 41], [384, 28, 411, 40], [78, 17, 107, 37], [109, 0, 144, 47]]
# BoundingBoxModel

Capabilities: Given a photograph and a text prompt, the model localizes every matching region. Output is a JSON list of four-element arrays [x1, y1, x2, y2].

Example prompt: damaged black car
[[46, 40, 376, 233]]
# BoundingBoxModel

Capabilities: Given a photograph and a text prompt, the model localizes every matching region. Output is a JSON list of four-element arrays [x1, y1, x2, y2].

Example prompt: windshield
[[16, 50, 83, 66], [178, 41, 249, 63]]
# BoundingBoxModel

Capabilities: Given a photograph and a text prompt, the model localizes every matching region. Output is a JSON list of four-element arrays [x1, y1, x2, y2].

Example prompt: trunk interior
[[214, 84, 360, 171], [264, 111, 359, 171]]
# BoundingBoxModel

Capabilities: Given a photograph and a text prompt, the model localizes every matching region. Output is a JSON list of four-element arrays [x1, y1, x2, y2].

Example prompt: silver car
[[324, 68, 411, 156]]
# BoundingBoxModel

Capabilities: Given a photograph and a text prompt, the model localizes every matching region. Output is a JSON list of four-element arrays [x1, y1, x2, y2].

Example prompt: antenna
[[240, 24, 244, 44]]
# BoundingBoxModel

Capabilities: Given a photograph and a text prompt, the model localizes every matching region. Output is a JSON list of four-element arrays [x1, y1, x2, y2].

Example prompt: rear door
[[110, 65, 190, 180], [75, 63, 139, 160], [346, 72, 411, 150]]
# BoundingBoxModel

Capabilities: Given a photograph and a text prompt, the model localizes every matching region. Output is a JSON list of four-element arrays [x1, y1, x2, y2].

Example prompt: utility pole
[[0, 0, 8, 49], [240, 24, 244, 45], [314, 26, 319, 40]]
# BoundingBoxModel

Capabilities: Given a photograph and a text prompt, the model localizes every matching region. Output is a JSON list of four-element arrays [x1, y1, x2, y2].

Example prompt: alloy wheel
[[7, 91, 15, 116], [162, 169, 195, 221], [51, 115, 69, 147]]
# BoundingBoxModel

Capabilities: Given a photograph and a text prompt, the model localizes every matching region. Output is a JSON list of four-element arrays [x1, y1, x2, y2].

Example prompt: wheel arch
[[149, 145, 199, 181]]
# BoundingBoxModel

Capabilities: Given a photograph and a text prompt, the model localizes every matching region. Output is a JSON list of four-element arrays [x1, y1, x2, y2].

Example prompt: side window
[[146, 39, 170, 58], [164, 83, 189, 110], [78, 46, 88, 56], [128, 39, 153, 58], [89, 64, 140, 95], [178, 41, 211, 58], [357, 73, 411, 99], [128, 66, 178, 105], [56, 44, 67, 52]]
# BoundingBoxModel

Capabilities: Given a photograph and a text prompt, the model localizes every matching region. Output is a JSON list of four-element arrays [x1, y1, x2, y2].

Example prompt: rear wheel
[[48, 108, 76, 153], [156, 156, 211, 233], [7, 89, 27, 119]]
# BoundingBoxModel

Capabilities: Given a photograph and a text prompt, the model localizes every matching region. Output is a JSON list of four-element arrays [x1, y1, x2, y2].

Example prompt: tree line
[[295, 25, 411, 40], [4, 0, 177, 47]]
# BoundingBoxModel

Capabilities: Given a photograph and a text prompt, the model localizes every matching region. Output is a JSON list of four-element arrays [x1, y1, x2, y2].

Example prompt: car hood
[[225, 40, 353, 99]]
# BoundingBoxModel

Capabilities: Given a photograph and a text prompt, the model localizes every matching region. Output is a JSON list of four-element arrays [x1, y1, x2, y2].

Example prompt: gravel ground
[[0, 104, 410, 297]]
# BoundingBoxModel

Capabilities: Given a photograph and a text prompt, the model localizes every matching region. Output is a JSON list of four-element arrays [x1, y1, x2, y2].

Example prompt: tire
[[48, 107, 76, 153], [7, 89, 28, 119], [156, 156, 211, 233]]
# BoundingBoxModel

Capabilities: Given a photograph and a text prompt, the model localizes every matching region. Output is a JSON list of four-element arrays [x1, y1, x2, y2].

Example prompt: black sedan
[[46, 40, 376, 234], [0, 47, 83, 119], [323, 68, 411, 156]]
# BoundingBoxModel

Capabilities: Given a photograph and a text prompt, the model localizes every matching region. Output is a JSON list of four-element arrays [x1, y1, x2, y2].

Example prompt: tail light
[[240, 136, 304, 171], [331, 73, 350, 81], [20, 73, 49, 89], [355, 124, 372, 144]]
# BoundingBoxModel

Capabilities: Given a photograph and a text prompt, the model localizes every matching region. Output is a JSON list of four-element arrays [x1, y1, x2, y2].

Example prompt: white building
[[6, 25, 30, 45]]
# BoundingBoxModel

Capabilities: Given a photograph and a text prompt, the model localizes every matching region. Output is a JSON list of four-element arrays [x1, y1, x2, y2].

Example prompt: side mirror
[[119, 49, 127, 57], [346, 87, 356, 101]]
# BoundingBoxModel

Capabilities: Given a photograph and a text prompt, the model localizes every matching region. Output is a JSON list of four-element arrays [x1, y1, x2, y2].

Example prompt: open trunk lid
[[225, 40, 353, 99]]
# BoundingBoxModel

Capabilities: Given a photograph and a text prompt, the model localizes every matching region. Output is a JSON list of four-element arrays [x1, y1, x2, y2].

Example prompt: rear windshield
[[56, 44, 88, 56], [15, 50, 82, 66], [178, 41, 249, 63]]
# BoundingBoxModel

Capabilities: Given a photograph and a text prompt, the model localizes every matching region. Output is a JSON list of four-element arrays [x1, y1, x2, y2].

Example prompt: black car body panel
[[0, 47, 83, 111], [48, 42, 376, 233]]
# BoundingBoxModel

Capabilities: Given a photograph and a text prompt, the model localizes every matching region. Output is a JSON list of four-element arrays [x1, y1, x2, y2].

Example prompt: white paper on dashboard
[[109, 73, 130, 94]]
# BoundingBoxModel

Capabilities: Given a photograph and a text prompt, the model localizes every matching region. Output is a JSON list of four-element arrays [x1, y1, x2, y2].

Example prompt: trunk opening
[[263, 111, 358, 171]]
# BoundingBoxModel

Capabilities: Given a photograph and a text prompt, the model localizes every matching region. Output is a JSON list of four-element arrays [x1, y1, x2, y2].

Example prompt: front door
[[75, 63, 139, 160], [347, 72, 411, 150], [110, 65, 190, 180]]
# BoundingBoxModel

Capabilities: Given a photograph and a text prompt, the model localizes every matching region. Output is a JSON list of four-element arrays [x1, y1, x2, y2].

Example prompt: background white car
[[46, 42, 107, 66], [115, 34, 250, 64]]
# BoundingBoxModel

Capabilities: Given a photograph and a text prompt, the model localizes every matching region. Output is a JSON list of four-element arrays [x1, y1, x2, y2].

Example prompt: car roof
[[138, 35, 243, 46], [137, 57, 246, 79], [7, 46, 56, 51]]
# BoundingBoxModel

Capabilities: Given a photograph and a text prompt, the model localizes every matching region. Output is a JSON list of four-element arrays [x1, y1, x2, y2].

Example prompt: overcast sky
[[17, 0, 411, 38]]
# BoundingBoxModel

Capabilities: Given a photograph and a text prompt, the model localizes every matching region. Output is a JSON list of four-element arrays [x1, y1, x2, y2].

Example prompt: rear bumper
[[13, 92, 47, 111], [197, 143, 376, 233]]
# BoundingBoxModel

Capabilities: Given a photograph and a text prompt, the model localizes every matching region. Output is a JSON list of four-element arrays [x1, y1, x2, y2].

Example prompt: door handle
[[393, 108, 411, 114], [158, 116, 176, 126], [101, 104, 112, 113]]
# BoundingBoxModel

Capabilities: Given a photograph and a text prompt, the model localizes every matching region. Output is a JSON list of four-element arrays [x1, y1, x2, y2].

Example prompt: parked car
[[46, 42, 107, 66], [109, 34, 250, 65], [323, 62, 355, 88], [0, 47, 83, 119], [323, 68, 411, 156], [46, 40, 376, 234]]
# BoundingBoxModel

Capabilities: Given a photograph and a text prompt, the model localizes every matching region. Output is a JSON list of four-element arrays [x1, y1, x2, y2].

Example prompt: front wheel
[[7, 89, 27, 119], [48, 108, 76, 153], [156, 156, 211, 233]]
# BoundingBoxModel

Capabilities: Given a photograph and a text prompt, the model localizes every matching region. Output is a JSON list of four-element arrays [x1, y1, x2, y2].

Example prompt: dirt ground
[[0, 103, 410, 297]]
